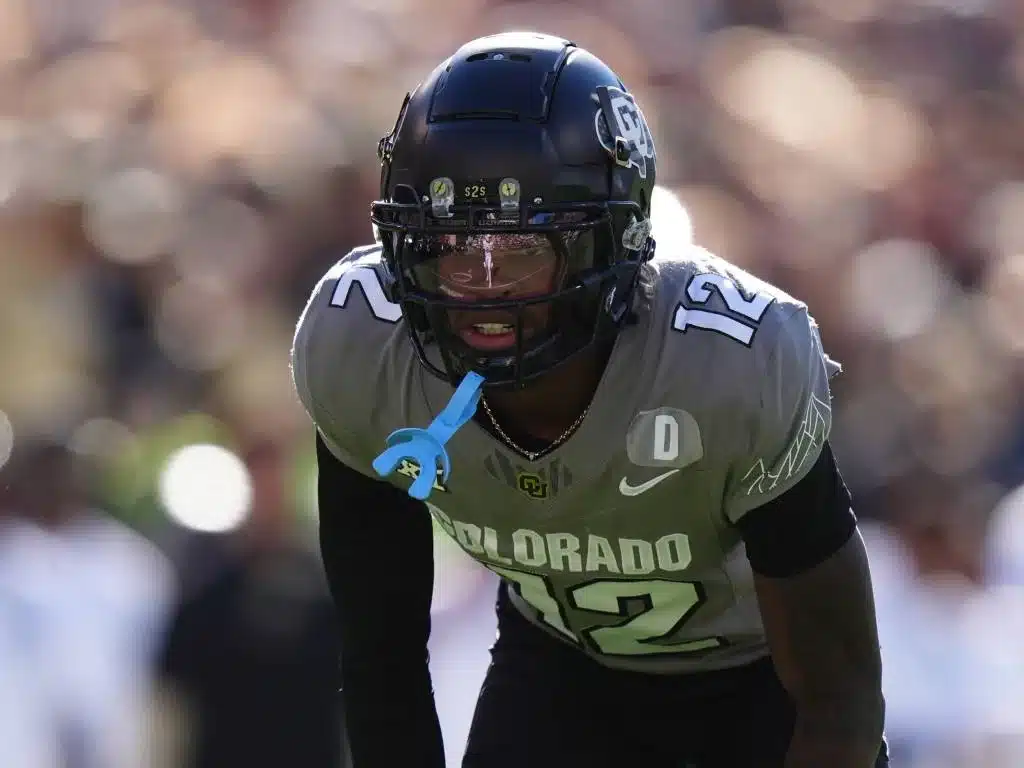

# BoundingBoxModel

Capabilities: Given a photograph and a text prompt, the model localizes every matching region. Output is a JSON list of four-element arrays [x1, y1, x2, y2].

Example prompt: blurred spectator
[[155, 438, 345, 768], [0, 437, 174, 768]]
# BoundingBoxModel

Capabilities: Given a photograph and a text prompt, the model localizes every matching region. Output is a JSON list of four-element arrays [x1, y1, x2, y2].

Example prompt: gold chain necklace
[[479, 395, 590, 461]]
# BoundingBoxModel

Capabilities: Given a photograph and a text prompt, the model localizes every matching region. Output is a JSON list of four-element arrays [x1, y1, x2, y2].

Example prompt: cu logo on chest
[[516, 472, 548, 499], [485, 451, 574, 501]]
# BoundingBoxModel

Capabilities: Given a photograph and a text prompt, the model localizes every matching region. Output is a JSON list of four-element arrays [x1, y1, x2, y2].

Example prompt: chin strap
[[372, 372, 485, 500]]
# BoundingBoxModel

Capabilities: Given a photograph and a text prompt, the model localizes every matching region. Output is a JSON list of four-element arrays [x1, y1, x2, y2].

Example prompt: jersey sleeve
[[291, 254, 381, 477], [724, 306, 841, 524]]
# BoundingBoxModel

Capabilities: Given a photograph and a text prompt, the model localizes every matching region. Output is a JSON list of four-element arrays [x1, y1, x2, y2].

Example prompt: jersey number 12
[[672, 272, 773, 346], [491, 565, 723, 657]]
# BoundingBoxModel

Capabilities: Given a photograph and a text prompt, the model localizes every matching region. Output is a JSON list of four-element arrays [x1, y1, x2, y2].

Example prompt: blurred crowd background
[[0, 0, 1022, 766]]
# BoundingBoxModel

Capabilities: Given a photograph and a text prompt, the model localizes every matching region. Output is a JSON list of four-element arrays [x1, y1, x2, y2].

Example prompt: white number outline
[[672, 272, 774, 347], [490, 565, 574, 640], [569, 577, 722, 656], [492, 566, 724, 657], [327, 254, 402, 324]]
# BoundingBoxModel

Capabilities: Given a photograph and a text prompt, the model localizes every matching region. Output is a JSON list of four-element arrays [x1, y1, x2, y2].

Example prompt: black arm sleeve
[[735, 441, 857, 578], [316, 433, 445, 768]]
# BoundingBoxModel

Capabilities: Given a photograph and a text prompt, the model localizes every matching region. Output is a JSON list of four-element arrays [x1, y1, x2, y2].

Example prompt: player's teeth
[[473, 323, 513, 335]]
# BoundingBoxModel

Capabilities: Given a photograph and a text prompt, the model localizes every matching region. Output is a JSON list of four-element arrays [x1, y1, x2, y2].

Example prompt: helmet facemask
[[374, 198, 648, 389]]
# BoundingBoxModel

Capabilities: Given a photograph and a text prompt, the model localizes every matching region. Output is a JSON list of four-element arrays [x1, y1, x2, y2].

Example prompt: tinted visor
[[405, 231, 592, 301]]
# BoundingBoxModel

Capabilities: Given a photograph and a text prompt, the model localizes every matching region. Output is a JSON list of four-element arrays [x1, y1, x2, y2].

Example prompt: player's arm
[[728, 308, 884, 767], [738, 446, 885, 767], [291, 259, 444, 767], [316, 433, 446, 768]]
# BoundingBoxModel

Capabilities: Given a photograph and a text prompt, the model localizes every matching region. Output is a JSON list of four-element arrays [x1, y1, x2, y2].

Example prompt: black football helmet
[[372, 32, 657, 389]]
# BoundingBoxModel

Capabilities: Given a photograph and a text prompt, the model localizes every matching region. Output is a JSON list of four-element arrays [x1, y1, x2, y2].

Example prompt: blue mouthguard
[[371, 372, 485, 500]]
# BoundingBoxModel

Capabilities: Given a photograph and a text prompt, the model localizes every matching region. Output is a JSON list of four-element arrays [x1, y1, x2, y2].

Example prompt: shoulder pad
[[636, 246, 841, 519], [291, 244, 406, 473]]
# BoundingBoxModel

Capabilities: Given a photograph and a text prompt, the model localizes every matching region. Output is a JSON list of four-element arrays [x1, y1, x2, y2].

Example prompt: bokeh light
[[158, 443, 252, 533], [84, 167, 184, 265], [0, 410, 13, 471], [650, 185, 693, 255], [987, 483, 1024, 586], [845, 239, 954, 341]]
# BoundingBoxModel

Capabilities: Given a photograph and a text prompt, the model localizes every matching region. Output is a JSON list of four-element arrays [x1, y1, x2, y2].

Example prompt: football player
[[292, 32, 889, 768]]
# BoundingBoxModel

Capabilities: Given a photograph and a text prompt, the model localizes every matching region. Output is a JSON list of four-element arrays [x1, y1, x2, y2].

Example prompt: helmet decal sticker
[[595, 86, 656, 179]]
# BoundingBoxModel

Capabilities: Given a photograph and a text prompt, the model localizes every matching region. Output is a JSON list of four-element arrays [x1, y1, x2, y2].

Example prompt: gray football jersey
[[292, 242, 841, 674]]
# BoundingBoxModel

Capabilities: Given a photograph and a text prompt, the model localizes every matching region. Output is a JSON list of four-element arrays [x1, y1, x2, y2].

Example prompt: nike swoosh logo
[[618, 470, 680, 496]]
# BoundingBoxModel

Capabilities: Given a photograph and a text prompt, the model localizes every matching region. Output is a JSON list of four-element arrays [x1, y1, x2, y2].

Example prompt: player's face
[[417, 233, 564, 351]]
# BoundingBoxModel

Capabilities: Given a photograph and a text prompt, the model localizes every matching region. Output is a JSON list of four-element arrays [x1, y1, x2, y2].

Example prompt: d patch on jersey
[[396, 458, 449, 493], [626, 408, 703, 469]]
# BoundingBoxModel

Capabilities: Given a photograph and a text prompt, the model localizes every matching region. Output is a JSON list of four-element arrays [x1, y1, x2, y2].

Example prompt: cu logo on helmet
[[595, 86, 655, 179]]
